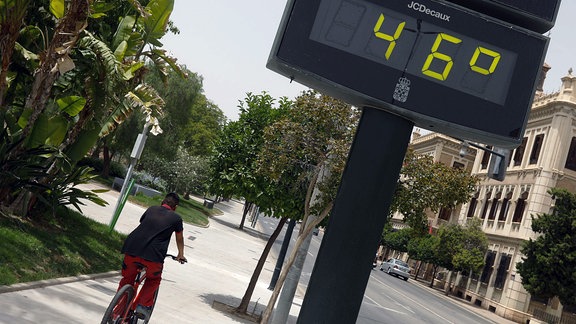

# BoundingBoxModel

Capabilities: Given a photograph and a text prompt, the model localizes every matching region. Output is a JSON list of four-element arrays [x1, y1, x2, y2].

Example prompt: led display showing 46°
[[310, 0, 517, 105]]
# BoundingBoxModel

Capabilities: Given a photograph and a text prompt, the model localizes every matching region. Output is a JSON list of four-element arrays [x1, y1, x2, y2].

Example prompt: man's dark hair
[[163, 192, 180, 208]]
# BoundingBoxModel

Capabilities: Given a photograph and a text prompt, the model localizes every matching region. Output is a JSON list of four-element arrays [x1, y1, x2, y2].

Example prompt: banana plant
[[64, 0, 179, 162], [0, 0, 176, 213], [22, 0, 179, 162]]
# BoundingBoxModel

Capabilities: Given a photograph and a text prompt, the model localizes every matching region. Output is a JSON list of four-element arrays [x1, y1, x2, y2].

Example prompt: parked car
[[380, 258, 410, 281]]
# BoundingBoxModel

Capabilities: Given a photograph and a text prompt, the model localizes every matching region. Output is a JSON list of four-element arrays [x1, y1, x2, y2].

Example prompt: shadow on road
[[209, 212, 270, 242]]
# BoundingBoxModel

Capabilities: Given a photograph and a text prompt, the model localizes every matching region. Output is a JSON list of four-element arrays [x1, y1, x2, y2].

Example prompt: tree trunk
[[239, 201, 252, 230], [21, 0, 90, 139], [235, 217, 287, 314], [102, 144, 111, 177], [0, 2, 29, 108], [414, 261, 422, 280], [260, 212, 328, 324], [271, 216, 316, 324], [429, 265, 438, 288]]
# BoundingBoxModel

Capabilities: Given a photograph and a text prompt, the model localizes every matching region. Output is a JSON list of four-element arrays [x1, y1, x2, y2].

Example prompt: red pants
[[118, 255, 164, 307]]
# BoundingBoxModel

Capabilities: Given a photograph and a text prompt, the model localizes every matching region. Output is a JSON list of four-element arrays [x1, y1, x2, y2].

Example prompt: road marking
[[364, 295, 407, 315], [370, 274, 455, 324]]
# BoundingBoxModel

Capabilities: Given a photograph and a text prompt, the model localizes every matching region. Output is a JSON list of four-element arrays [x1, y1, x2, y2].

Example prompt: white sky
[[161, 1, 575, 121]]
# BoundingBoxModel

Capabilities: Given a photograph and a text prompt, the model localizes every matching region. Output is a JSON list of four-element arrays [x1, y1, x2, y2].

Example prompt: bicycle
[[101, 254, 186, 324]]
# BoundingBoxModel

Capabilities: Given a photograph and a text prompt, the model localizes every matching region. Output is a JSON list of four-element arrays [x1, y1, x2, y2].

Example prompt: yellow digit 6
[[422, 33, 462, 81], [470, 47, 501, 75], [373, 14, 405, 60]]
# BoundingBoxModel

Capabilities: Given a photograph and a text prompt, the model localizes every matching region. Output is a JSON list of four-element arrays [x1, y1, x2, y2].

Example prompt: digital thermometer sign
[[267, 0, 549, 147], [310, 1, 517, 105]]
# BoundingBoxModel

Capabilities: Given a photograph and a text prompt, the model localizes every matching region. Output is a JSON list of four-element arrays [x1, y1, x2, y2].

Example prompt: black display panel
[[446, 0, 561, 33], [267, 0, 549, 148]]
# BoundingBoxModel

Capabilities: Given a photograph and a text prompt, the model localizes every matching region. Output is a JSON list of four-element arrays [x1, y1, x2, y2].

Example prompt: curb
[[0, 270, 120, 294]]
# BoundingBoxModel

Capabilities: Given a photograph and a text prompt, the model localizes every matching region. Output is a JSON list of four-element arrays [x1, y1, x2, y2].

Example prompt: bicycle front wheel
[[101, 284, 135, 324]]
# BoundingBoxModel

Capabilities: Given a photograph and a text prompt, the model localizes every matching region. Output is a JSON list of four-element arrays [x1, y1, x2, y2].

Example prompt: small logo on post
[[393, 77, 411, 102]]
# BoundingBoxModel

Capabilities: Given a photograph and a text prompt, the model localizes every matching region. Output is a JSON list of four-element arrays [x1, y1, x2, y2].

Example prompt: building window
[[513, 137, 528, 167], [467, 195, 478, 218], [488, 193, 500, 220], [498, 193, 512, 221], [481, 191, 492, 219], [512, 192, 528, 223], [453, 161, 465, 169], [494, 254, 512, 289], [480, 251, 496, 284], [438, 207, 451, 221], [480, 146, 493, 170], [565, 137, 576, 171], [529, 134, 544, 165]]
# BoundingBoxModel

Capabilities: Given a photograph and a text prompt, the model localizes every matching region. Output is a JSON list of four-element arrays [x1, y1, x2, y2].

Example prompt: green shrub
[[78, 157, 103, 172], [109, 161, 127, 178], [78, 157, 126, 179]]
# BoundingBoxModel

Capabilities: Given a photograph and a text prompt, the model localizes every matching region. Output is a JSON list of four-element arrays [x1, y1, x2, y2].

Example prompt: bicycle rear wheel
[[101, 284, 135, 324]]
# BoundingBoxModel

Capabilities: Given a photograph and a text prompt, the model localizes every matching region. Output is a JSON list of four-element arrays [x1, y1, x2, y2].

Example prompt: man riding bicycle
[[117, 192, 187, 320]]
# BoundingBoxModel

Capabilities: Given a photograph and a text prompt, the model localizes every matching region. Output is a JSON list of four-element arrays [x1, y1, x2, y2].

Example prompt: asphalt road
[[257, 215, 512, 324], [360, 270, 502, 324]]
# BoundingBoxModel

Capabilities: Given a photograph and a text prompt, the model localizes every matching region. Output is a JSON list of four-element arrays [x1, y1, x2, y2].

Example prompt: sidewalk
[[0, 182, 299, 323]]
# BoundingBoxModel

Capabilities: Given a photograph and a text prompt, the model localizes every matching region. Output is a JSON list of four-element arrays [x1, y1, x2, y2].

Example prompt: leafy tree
[[140, 65, 224, 158], [452, 218, 487, 273], [517, 188, 576, 306], [207, 92, 295, 316], [383, 227, 413, 257], [208, 92, 291, 229], [436, 219, 487, 293], [259, 91, 359, 323], [391, 150, 479, 234], [407, 234, 440, 279], [162, 150, 210, 196], [106, 64, 222, 187]]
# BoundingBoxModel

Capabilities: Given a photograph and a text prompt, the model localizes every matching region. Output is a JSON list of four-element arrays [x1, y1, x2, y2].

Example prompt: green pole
[[109, 178, 136, 233]]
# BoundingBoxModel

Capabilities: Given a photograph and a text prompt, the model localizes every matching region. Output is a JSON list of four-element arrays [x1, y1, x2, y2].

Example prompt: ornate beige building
[[394, 68, 576, 323]]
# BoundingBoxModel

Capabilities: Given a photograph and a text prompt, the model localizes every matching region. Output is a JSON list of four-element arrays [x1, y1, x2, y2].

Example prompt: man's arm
[[175, 231, 187, 263]]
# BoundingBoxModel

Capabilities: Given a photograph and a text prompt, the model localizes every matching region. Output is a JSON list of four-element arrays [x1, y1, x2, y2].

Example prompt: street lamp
[[109, 117, 162, 232], [458, 139, 509, 181]]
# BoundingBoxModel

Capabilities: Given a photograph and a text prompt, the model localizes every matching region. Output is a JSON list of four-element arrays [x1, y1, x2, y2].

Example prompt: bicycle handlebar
[[166, 253, 187, 264]]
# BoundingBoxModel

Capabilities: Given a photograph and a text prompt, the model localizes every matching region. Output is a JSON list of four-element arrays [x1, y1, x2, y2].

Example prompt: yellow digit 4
[[470, 47, 501, 75], [373, 14, 405, 60], [422, 33, 462, 81]]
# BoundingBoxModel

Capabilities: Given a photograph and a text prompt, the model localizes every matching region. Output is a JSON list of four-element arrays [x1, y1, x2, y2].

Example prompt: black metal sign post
[[297, 107, 413, 323]]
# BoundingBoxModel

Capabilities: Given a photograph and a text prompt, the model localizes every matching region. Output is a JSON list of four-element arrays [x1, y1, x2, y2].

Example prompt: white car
[[380, 258, 410, 281]]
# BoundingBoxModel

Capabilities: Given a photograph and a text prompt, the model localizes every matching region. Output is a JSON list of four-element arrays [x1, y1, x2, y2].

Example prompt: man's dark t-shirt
[[121, 205, 184, 263]]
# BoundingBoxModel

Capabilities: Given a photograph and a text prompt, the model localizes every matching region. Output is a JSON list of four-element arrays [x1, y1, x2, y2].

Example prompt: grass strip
[[0, 208, 125, 286], [0, 191, 220, 286]]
